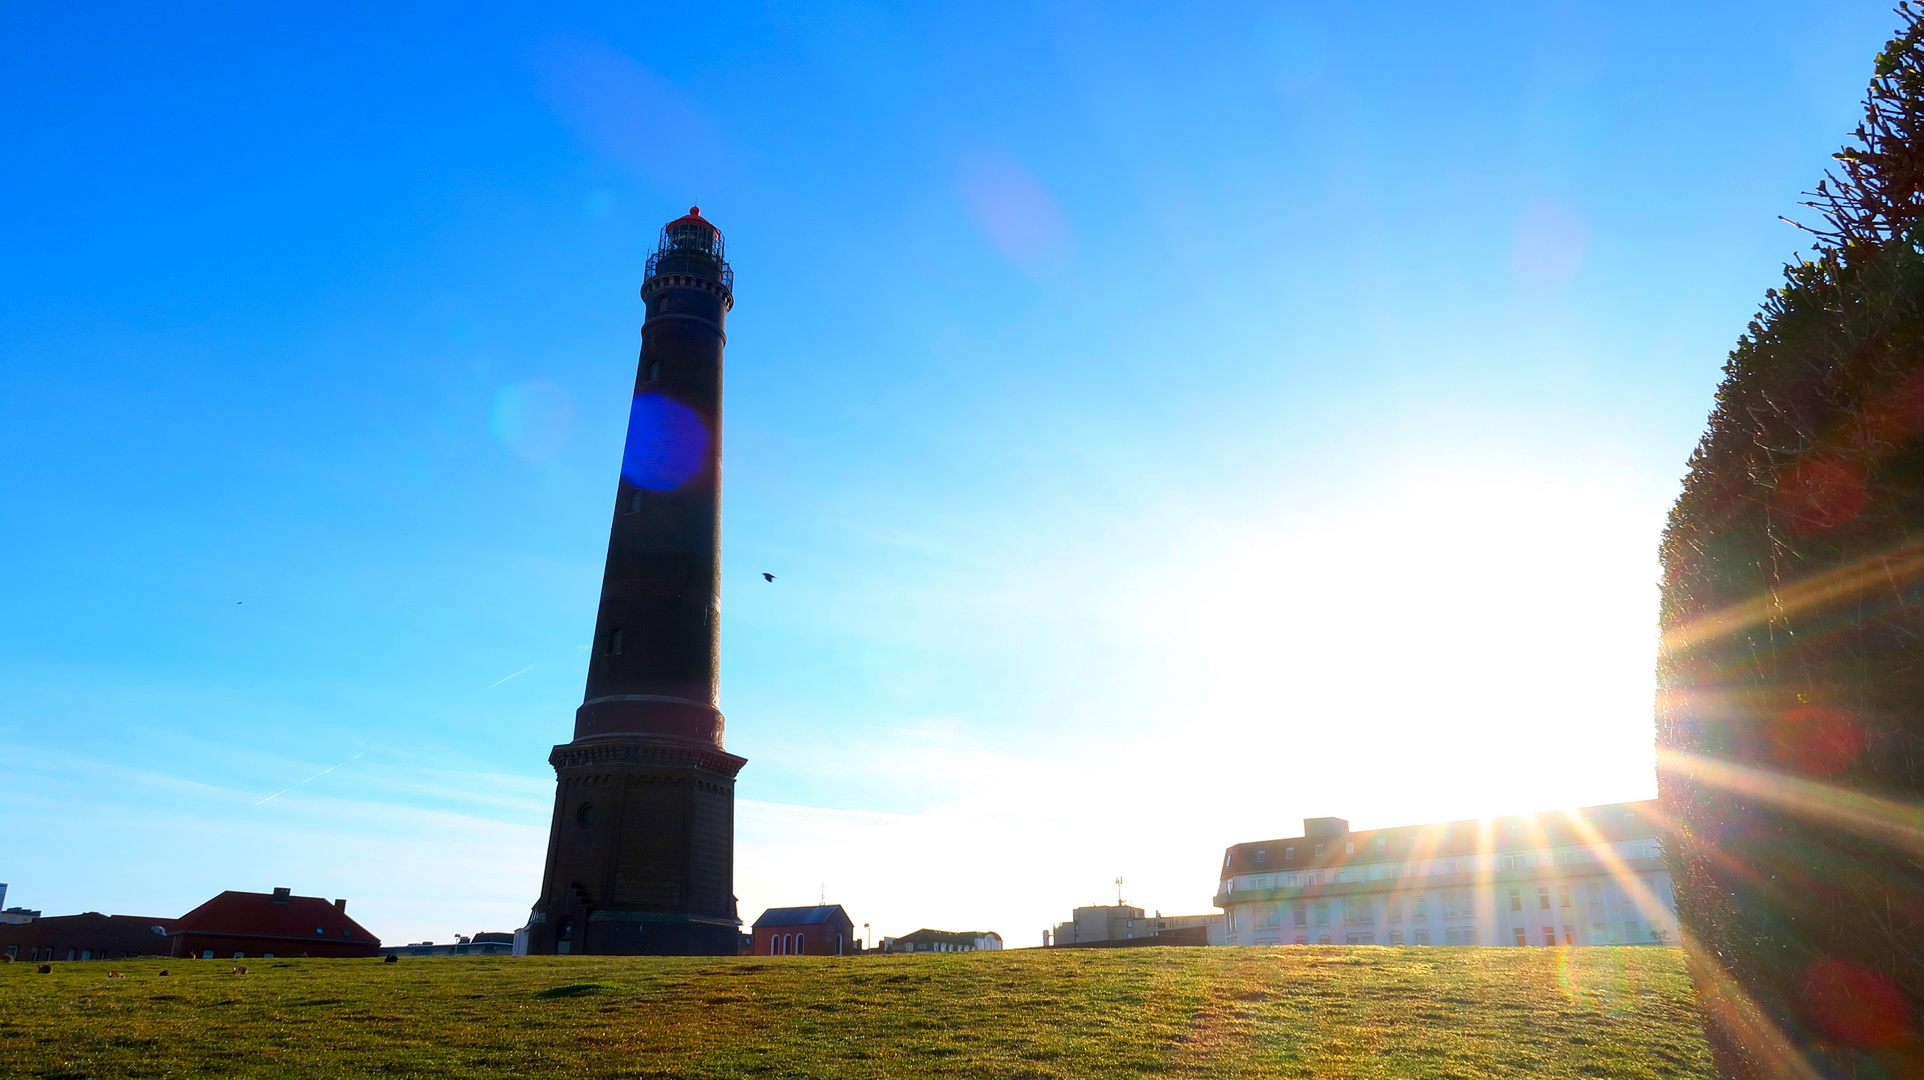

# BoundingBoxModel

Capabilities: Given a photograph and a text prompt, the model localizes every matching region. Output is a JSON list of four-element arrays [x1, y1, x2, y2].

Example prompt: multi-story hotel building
[[1214, 800, 1675, 947]]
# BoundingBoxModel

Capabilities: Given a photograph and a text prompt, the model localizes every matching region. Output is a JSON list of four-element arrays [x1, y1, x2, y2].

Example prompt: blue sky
[[0, 0, 1898, 944]]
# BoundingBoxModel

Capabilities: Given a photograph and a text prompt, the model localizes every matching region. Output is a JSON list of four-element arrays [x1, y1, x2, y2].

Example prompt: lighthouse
[[526, 208, 747, 956]]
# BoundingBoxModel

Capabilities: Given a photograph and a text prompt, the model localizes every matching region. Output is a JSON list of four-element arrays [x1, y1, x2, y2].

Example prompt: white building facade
[[1214, 801, 1675, 947]]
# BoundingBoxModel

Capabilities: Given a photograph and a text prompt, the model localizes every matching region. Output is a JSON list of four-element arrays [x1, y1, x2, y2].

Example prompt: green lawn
[[0, 947, 1715, 1079]]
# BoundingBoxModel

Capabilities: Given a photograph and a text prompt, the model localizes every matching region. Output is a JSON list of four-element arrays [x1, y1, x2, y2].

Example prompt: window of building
[[1292, 901, 1307, 927], [1224, 854, 1232, 868], [645, 359, 661, 382], [1386, 900, 1402, 924], [1513, 928, 1527, 946], [1588, 882, 1605, 907], [1256, 849, 1266, 863], [1315, 843, 1325, 857], [1317, 934, 1332, 945], [1592, 922, 1607, 934], [1624, 919, 1640, 940], [1342, 897, 1371, 925], [1563, 925, 1575, 945], [1345, 841, 1355, 854], [1377, 837, 1388, 851], [1285, 846, 1295, 860], [1295, 935, 1309, 945], [1558, 885, 1572, 908], [1411, 898, 1428, 922], [1314, 901, 1330, 926], [1501, 853, 1528, 869], [1389, 930, 1404, 945], [232, 952, 244, 959], [1346, 933, 1373, 944], [607, 628, 624, 655], [202, 950, 214, 959], [1508, 889, 1522, 912], [1538, 887, 1551, 909], [1414, 930, 1430, 945], [1542, 928, 1556, 947]]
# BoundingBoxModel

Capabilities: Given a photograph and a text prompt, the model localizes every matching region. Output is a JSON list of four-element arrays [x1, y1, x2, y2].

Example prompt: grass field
[[0, 946, 1715, 1079]]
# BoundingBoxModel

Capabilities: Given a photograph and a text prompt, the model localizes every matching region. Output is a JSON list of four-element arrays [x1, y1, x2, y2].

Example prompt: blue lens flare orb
[[620, 392, 708, 490]]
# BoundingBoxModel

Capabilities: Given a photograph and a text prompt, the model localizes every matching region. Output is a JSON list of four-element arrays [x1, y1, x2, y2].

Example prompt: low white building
[[879, 928, 1003, 953], [1214, 800, 1675, 947]]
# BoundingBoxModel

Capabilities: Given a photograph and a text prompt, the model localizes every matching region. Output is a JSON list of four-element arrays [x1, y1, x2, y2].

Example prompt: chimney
[[1304, 817, 1350, 837], [334, 899, 346, 912], [271, 887, 292, 904]]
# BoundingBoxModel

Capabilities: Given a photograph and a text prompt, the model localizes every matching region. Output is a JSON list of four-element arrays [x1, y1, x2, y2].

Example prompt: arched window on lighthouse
[[608, 628, 624, 655], [645, 359, 660, 382]]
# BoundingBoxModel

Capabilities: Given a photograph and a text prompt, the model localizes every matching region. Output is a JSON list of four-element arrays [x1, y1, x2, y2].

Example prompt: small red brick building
[[0, 913, 179, 962], [751, 904, 856, 956], [171, 888, 379, 959]]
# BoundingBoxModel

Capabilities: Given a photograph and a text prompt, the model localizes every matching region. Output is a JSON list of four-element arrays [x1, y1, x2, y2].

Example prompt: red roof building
[[0, 913, 179, 962], [171, 887, 379, 959], [750, 905, 856, 956]]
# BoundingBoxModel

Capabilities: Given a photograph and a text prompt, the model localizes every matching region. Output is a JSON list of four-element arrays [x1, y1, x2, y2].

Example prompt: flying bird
[[762, 572, 776, 582]]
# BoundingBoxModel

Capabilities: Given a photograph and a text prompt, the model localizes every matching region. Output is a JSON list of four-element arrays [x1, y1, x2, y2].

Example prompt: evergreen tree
[[1659, 6, 1924, 1077]]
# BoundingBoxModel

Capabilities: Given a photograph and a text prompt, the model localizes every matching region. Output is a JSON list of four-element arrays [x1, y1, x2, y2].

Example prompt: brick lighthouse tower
[[526, 208, 747, 956]]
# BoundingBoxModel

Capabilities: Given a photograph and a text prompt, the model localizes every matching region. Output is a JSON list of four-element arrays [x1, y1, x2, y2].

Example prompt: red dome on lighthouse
[[668, 206, 714, 230]]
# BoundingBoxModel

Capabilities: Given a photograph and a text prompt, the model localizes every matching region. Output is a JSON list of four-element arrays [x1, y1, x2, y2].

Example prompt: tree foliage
[[1658, 6, 1924, 1077]]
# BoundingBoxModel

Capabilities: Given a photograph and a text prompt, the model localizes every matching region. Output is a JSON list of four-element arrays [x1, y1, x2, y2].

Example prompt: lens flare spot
[[621, 392, 708, 491], [1805, 958, 1908, 1047], [489, 378, 576, 461], [1769, 704, 1865, 776], [960, 152, 1069, 275], [1773, 457, 1869, 532], [1513, 198, 1590, 292]]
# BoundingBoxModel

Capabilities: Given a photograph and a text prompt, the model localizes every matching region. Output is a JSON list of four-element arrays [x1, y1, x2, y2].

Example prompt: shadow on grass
[[536, 981, 628, 998]]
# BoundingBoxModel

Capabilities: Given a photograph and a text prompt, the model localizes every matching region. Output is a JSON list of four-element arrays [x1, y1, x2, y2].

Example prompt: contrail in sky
[[250, 657, 541, 807], [484, 662, 539, 690], [253, 749, 370, 807]]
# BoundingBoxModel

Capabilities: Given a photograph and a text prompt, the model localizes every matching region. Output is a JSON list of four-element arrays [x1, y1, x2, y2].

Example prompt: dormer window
[[1256, 849, 1267, 863], [1315, 844, 1325, 857], [1285, 846, 1295, 861]]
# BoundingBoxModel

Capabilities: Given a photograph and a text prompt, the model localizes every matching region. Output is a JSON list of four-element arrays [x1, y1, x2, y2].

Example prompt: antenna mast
[[1115, 876, 1125, 906]]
